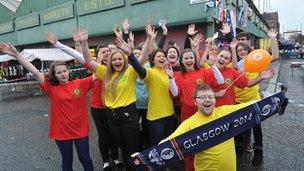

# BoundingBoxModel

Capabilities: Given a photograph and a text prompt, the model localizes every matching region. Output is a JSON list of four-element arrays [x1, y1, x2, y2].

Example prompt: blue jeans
[[55, 136, 93, 171]]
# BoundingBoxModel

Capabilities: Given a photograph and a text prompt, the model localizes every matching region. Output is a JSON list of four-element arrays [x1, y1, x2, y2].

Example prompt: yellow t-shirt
[[235, 72, 261, 103], [166, 103, 250, 171], [144, 68, 174, 121], [202, 62, 211, 69], [95, 64, 137, 109]]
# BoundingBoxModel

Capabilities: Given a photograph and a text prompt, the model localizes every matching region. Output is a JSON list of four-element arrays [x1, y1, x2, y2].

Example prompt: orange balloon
[[244, 49, 271, 73]]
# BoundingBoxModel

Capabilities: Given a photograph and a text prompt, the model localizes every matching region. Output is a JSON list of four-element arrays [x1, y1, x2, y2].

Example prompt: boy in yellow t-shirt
[[163, 84, 250, 171]]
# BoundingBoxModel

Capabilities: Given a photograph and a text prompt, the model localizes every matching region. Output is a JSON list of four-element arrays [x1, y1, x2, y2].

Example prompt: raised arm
[[268, 29, 279, 62], [230, 38, 238, 68], [190, 33, 204, 68], [115, 37, 147, 79], [200, 38, 212, 67], [138, 24, 158, 65], [247, 69, 275, 87], [45, 32, 85, 64], [73, 26, 99, 72], [184, 24, 197, 49], [0, 43, 44, 84], [157, 23, 168, 49]]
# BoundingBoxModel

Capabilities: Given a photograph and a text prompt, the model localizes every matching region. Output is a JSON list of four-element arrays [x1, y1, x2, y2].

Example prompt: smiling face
[[194, 89, 216, 115], [54, 65, 70, 84], [209, 45, 219, 61], [97, 47, 111, 64], [153, 51, 167, 68], [111, 52, 125, 72], [167, 47, 179, 66], [108, 44, 117, 52], [215, 50, 231, 69], [237, 46, 249, 59], [181, 51, 195, 71], [133, 49, 141, 58]]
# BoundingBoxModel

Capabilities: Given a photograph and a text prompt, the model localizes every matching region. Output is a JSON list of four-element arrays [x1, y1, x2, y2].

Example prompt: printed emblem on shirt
[[196, 79, 203, 85], [225, 78, 232, 86], [73, 89, 81, 97]]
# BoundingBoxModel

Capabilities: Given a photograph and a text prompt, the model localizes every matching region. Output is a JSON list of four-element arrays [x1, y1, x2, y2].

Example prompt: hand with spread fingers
[[113, 24, 123, 39], [268, 28, 278, 39], [145, 24, 158, 40], [0, 42, 19, 57], [45, 32, 57, 45], [73, 26, 88, 42], [190, 33, 204, 50], [187, 24, 198, 35], [122, 18, 131, 33], [116, 37, 132, 55]]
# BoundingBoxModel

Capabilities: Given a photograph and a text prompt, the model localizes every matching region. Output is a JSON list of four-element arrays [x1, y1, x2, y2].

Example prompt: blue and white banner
[[132, 92, 284, 168]]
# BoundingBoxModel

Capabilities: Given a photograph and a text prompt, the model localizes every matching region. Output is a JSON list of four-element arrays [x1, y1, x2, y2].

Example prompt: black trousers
[[107, 103, 140, 171], [90, 107, 119, 163], [137, 108, 150, 150]]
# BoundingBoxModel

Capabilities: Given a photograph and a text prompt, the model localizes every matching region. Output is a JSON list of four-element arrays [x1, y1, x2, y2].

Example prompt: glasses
[[195, 95, 215, 100], [238, 38, 248, 41]]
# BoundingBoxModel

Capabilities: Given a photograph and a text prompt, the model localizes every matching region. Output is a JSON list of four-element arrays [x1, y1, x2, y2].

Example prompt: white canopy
[[0, 54, 16, 62], [21, 49, 75, 61], [0, 0, 22, 12]]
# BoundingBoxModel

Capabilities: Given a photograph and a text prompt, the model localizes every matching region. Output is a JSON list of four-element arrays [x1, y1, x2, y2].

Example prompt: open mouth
[[158, 60, 165, 64]]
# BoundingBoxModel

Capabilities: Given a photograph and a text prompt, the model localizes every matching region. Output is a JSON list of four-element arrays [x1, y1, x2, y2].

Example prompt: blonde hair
[[102, 49, 128, 100]]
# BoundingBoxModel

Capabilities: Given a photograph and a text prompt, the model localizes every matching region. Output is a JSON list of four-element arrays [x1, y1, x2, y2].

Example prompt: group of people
[[0, 17, 279, 171]]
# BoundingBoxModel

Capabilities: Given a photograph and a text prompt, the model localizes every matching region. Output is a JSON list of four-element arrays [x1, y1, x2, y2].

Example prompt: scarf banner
[[132, 92, 284, 168]]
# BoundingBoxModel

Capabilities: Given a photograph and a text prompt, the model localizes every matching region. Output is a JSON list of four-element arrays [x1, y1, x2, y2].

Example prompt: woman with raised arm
[[45, 32, 122, 170], [0, 43, 95, 171], [74, 26, 144, 171]]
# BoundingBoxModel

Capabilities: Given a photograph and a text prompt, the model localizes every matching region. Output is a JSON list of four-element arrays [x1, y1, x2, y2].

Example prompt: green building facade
[[0, 0, 270, 48]]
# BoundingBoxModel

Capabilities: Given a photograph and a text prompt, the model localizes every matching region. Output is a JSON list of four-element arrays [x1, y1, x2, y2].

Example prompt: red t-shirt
[[40, 76, 94, 140], [175, 68, 220, 120], [90, 80, 106, 108], [214, 67, 249, 107]]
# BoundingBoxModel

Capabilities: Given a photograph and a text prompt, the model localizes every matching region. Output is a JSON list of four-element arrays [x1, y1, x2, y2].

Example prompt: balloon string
[[224, 72, 245, 91]]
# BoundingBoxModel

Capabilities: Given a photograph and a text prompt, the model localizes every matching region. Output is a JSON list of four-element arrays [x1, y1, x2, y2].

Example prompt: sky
[[253, 0, 304, 34]]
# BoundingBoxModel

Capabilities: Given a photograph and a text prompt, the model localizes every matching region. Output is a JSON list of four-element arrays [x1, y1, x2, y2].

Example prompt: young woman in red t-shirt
[[0, 43, 94, 171]]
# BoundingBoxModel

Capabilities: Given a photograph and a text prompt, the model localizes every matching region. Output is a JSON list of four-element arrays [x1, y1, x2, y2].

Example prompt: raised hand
[[161, 23, 168, 35], [0, 43, 19, 57], [190, 33, 204, 50], [268, 29, 278, 39], [163, 62, 174, 79], [115, 37, 131, 55], [260, 69, 275, 79], [220, 22, 231, 35], [45, 32, 57, 45], [229, 38, 238, 49], [205, 37, 213, 48], [215, 89, 226, 97], [187, 24, 198, 35], [113, 24, 123, 38], [145, 24, 158, 40], [73, 26, 88, 42], [122, 18, 130, 33], [129, 31, 134, 43]]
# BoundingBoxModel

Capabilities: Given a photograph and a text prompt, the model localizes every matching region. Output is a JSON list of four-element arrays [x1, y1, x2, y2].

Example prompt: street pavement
[[0, 57, 304, 171]]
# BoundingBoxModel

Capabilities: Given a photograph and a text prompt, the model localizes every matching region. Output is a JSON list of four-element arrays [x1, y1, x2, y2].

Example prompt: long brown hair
[[47, 61, 71, 85], [102, 49, 128, 100]]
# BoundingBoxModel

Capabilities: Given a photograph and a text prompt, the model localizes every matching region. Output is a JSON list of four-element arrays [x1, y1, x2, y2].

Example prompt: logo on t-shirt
[[225, 78, 232, 86], [196, 79, 203, 85], [73, 89, 81, 97]]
